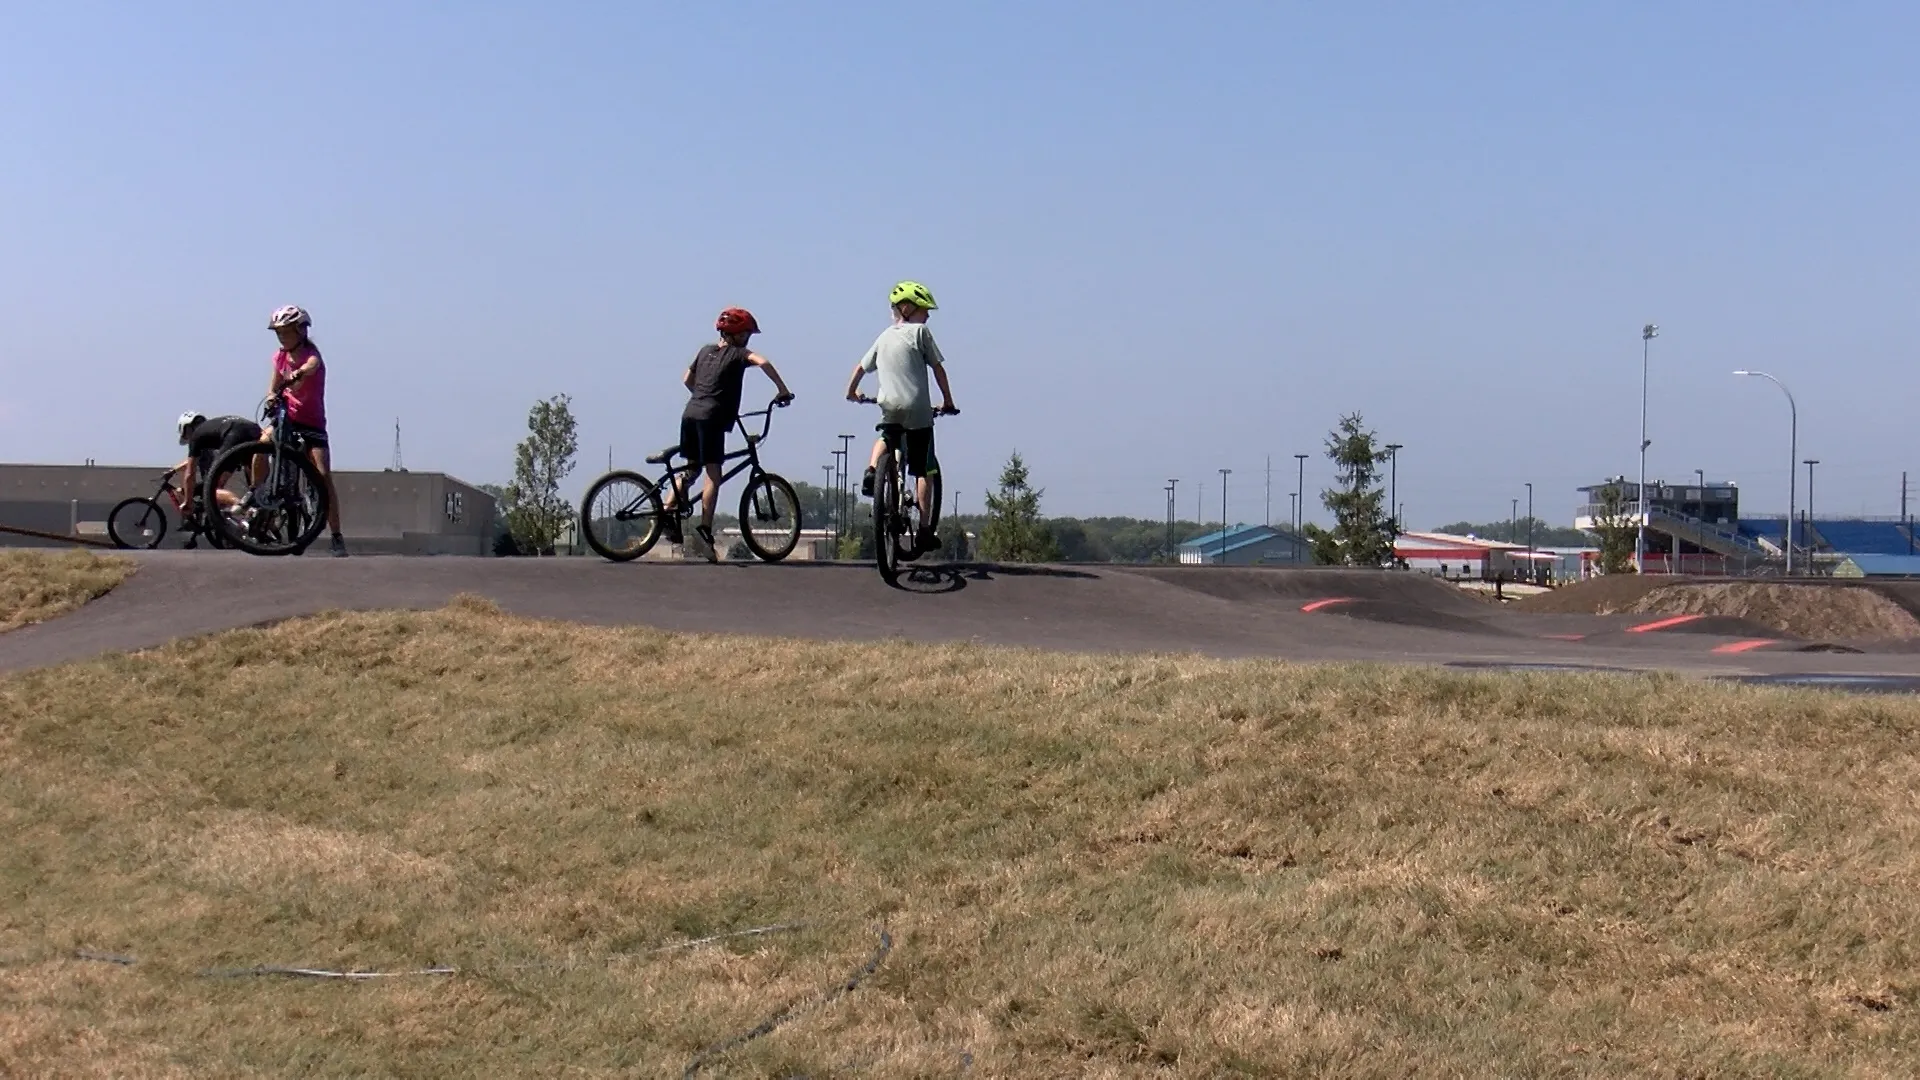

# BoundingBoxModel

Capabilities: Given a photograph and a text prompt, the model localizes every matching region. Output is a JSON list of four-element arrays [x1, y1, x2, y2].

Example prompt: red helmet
[[716, 307, 759, 335]]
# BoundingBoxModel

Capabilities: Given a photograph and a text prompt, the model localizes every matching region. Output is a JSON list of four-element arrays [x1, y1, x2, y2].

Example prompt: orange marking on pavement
[[1300, 597, 1357, 613], [1711, 639, 1782, 654], [1627, 614, 1705, 633]]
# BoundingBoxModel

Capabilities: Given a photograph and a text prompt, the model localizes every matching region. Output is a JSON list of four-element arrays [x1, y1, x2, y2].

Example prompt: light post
[[837, 434, 855, 556], [1293, 453, 1308, 533], [1165, 479, 1178, 563], [1219, 468, 1231, 563], [1733, 370, 1798, 575], [1525, 481, 1533, 558], [1804, 459, 1819, 551], [1385, 443, 1403, 534], [1638, 324, 1657, 572]]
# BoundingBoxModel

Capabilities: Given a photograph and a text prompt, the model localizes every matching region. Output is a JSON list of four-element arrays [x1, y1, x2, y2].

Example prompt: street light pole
[[837, 434, 855, 557], [1638, 324, 1657, 572], [1165, 479, 1178, 563], [1525, 481, 1533, 558], [1385, 443, 1403, 534], [1219, 468, 1232, 564], [1733, 370, 1798, 575], [1804, 459, 1819, 552], [1293, 453, 1308, 533], [1265, 455, 1271, 528]]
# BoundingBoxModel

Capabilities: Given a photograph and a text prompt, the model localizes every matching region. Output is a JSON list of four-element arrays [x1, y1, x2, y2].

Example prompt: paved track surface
[[4, 554, 1919, 691]]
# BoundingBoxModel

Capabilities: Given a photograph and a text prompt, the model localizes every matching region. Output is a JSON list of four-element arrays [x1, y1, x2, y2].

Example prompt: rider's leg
[[862, 437, 884, 496], [699, 462, 722, 529], [909, 428, 940, 549]]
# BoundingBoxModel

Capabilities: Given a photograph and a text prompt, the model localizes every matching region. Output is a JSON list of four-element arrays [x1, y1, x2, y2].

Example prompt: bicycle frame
[[653, 404, 782, 515]]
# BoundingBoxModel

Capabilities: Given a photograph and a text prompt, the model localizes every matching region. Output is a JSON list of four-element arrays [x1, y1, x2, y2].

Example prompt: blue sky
[[4, 2, 1916, 527]]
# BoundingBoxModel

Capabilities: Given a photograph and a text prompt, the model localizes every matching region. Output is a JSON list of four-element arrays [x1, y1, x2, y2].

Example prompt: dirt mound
[[1534, 580, 1920, 640], [1517, 574, 1675, 614]]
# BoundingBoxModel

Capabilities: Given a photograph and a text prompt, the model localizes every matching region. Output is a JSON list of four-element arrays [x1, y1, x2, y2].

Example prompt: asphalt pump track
[[3, 553, 1918, 693]]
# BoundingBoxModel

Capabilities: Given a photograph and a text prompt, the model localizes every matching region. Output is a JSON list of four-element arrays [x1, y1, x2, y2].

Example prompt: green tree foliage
[[1590, 480, 1639, 574], [978, 452, 1061, 562], [937, 517, 970, 560], [1302, 412, 1396, 567], [503, 395, 579, 557]]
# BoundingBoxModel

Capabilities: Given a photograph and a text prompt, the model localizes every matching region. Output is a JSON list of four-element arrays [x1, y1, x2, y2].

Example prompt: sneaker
[[661, 517, 684, 545], [915, 527, 940, 555], [860, 468, 875, 498], [694, 524, 718, 564], [329, 533, 348, 558]]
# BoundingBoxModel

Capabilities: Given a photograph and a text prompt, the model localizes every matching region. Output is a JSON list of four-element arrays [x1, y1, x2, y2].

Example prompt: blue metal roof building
[[1833, 554, 1920, 579], [1177, 523, 1311, 565]]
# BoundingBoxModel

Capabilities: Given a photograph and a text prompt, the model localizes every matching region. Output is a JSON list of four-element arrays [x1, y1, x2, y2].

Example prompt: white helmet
[[268, 305, 312, 330], [177, 411, 206, 445]]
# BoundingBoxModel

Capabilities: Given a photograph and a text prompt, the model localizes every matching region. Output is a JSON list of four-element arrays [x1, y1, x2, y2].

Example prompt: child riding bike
[[845, 281, 958, 557], [659, 307, 794, 560]]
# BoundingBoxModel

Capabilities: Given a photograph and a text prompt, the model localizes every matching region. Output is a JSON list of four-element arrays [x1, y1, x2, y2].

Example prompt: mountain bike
[[580, 398, 803, 563], [106, 471, 230, 550], [855, 398, 957, 585], [201, 394, 332, 556]]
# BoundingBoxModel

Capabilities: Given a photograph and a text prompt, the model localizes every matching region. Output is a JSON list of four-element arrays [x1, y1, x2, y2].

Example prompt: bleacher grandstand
[[1807, 520, 1919, 557]]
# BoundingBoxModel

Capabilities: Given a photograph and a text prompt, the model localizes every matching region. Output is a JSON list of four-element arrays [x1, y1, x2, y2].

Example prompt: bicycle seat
[[645, 445, 680, 465]]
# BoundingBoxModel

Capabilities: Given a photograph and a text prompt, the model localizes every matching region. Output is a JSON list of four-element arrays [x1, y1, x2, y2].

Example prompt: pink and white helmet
[[268, 305, 312, 330]]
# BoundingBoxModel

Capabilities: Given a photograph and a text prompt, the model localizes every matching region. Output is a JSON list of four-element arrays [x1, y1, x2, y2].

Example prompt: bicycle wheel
[[204, 442, 331, 556], [738, 472, 801, 563], [873, 451, 901, 583], [107, 497, 168, 549], [580, 470, 665, 562]]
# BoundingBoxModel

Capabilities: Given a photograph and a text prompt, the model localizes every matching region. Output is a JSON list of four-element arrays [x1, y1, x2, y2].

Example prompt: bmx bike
[[579, 399, 803, 563], [106, 471, 230, 550]]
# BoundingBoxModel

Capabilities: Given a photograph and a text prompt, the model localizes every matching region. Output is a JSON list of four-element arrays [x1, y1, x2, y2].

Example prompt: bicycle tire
[[580, 470, 665, 562], [738, 472, 802, 563], [107, 497, 168, 549], [204, 442, 331, 556], [873, 450, 900, 583]]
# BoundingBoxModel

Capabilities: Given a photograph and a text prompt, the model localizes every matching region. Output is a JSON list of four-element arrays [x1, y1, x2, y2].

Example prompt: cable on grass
[[681, 925, 893, 1079], [61, 923, 805, 980]]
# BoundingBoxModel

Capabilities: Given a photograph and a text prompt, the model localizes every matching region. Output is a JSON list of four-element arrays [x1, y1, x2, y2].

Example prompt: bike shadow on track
[[702, 559, 1100, 595]]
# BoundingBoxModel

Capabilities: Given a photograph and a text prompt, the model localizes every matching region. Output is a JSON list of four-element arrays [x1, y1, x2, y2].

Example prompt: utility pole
[[1384, 443, 1403, 534], [837, 434, 855, 556], [1265, 455, 1272, 528], [1219, 469, 1232, 564], [1165, 479, 1178, 563], [1525, 482, 1534, 559], [1294, 453, 1308, 533], [1905, 471, 1912, 555], [1804, 459, 1819, 553], [1638, 323, 1657, 572], [1510, 498, 1518, 545]]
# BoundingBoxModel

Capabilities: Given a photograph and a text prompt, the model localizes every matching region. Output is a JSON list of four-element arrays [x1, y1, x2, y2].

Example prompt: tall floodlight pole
[[837, 434, 856, 553], [1525, 482, 1534, 558], [1165, 479, 1178, 562], [1804, 459, 1820, 549], [1638, 324, 1657, 572], [1289, 493, 1298, 542], [822, 463, 838, 550], [1265, 455, 1272, 527], [1218, 469, 1232, 563], [1733, 370, 1798, 575], [1385, 443, 1404, 533], [1294, 453, 1309, 533]]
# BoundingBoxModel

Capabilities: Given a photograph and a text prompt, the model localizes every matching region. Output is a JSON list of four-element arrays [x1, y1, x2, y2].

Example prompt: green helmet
[[889, 280, 938, 310]]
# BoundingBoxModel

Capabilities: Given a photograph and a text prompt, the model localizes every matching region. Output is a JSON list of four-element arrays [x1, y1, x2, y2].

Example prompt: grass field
[[3, 597, 1917, 1076], [0, 549, 132, 633]]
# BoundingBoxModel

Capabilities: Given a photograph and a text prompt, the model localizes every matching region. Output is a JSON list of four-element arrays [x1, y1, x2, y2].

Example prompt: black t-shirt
[[188, 416, 261, 465], [681, 344, 751, 426]]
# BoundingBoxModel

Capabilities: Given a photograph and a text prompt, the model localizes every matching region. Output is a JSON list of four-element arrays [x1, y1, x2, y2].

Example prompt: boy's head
[[268, 304, 312, 349], [715, 307, 759, 346], [888, 281, 938, 323]]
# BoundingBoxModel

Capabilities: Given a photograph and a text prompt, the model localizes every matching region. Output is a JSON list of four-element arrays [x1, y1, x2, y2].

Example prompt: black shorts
[[282, 420, 329, 450], [881, 425, 938, 478], [679, 416, 728, 468]]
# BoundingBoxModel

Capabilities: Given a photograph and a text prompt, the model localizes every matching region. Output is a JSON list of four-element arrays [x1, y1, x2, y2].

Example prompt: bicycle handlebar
[[848, 394, 959, 417], [732, 395, 794, 441]]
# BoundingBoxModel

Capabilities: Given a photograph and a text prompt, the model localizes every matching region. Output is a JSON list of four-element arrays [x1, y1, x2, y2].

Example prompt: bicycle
[[201, 394, 332, 556], [854, 396, 957, 585], [580, 398, 803, 563], [106, 471, 230, 550]]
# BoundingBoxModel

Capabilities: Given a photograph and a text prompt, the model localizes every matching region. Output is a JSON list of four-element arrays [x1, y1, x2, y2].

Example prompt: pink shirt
[[274, 343, 326, 429]]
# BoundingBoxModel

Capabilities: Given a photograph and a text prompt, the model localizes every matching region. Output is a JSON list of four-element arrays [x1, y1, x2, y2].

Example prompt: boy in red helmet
[[660, 307, 793, 559]]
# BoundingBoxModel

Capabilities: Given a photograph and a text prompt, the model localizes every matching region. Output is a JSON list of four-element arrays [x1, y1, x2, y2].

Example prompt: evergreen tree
[[979, 452, 1060, 562], [1301, 412, 1396, 567]]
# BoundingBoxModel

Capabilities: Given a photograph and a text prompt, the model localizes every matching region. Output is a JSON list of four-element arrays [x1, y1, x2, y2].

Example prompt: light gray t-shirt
[[859, 322, 947, 430]]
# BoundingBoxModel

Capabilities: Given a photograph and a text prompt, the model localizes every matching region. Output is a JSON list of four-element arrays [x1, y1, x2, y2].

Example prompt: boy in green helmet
[[845, 280, 959, 555]]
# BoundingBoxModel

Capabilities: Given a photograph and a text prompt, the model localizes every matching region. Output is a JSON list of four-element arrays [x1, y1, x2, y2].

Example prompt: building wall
[[0, 463, 495, 554]]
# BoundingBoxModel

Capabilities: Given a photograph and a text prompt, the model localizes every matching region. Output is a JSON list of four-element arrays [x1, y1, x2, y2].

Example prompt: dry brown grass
[[0, 549, 133, 633], [4, 597, 1919, 1076]]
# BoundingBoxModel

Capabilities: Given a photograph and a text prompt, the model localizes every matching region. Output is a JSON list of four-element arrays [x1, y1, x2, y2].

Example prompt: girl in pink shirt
[[264, 305, 346, 555]]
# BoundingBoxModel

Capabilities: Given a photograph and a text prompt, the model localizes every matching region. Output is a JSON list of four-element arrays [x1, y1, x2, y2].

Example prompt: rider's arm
[[747, 353, 792, 400], [844, 361, 867, 401], [930, 359, 957, 412]]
